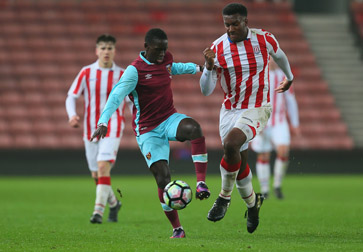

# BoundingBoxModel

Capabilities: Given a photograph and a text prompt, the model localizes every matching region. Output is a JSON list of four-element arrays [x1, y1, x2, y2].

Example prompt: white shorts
[[250, 122, 291, 153], [84, 137, 121, 172], [219, 103, 272, 152]]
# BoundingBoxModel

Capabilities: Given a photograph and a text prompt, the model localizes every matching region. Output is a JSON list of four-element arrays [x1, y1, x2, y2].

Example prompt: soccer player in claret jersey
[[251, 58, 300, 200], [91, 28, 210, 238], [66, 34, 132, 224], [199, 3, 294, 233]]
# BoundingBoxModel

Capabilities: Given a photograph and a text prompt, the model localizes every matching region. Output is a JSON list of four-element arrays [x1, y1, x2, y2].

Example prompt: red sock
[[158, 188, 180, 229], [191, 136, 208, 182], [237, 163, 251, 180], [98, 176, 111, 185]]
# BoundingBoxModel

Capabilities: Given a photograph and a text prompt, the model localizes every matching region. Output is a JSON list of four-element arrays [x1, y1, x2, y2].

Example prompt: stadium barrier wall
[[0, 149, 362, 176]]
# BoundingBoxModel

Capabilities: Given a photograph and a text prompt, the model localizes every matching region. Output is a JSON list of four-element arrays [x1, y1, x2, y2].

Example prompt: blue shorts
[[136, 113, 189, 167]]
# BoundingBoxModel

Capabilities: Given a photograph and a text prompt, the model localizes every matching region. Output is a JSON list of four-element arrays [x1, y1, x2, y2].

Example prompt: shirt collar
[[227, 28, 251, 43], [140, 51, 153, 65], [96, 60, 116, 70]]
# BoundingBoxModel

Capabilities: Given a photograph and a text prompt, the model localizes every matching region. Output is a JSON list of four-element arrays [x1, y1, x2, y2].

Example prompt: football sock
[[93, 176, 111, 217], [191, 136, 208, 182], [219, 157, 241, 200], [273, 156, 288, 189], [158, 188, 181, 229], [236, 164, 255, 208], [107, 187, 118, 208], [256, 160, 270, 194]]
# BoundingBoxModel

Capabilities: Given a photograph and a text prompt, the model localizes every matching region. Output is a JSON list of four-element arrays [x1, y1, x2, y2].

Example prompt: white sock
[[219, 165, 238, 200], [107, 188, 118, 208], [256, 161, 270, 194], [236, 169, 255, 208], [273, 158, 288, 189], [93, 184, 110, 216]]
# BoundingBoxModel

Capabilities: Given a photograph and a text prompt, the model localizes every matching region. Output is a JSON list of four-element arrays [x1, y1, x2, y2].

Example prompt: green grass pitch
[[1, 175, 362, 252]]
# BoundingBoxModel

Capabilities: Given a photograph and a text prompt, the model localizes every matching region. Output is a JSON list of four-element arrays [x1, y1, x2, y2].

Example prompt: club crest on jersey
[[253, 46, 261, 54], [166, 64, 172, 74], [146, 152, 151, 160]]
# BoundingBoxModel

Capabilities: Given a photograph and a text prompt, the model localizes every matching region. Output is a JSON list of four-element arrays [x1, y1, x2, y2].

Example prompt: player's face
[[96, 42, 116, 68], [223, 14, 248, 43], [144, 39, 168, 64]]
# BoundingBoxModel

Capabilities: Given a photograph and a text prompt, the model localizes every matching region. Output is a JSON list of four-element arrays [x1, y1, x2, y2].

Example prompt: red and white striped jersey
[[212, 28, 279, 109], [267, 68, 299, 128], [67, 61, 127, 140]]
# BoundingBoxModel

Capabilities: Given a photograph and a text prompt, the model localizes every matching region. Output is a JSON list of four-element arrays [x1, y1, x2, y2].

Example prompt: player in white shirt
[[65, 34, 131, 224], [251, 58, 300, 199], [200, 3, 294, 233]]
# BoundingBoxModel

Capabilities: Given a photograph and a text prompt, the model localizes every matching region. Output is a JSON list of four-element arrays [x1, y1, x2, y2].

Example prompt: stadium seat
[[0, 0, 353, 150]]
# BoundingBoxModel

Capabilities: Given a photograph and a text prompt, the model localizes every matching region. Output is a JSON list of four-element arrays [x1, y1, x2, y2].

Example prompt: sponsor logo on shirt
[[145, 74, 152, 79]]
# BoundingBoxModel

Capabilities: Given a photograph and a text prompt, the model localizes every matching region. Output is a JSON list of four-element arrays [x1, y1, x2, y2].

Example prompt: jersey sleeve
[[67, 68, 87, 98], [264, 31, 280, 54], [171, 62, 197, 75], [284, 87, 299, 127], [98, 65, 138, 125]]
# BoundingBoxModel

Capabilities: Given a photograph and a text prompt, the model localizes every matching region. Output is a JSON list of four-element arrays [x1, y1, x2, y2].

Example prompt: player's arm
[[65, 69, 86, 128], [91, 65, 138, 140], [265, 32, 294, 93], [199, 47, 217, 96], [284, 90, 301, 136], [65, 96, 80, 128], [171, 62, 201, 75]]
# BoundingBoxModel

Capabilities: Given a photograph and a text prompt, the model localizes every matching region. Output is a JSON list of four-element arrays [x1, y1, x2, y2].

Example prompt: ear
[[144, 42, 148, 49], [245, 18, 248, 25]]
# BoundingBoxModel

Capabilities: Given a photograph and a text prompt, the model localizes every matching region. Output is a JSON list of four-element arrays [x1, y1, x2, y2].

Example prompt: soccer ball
[[163, 180, 192, 210]]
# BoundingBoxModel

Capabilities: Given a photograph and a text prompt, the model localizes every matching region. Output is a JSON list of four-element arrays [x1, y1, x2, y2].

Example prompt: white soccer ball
[[163, 180, 192, 210]]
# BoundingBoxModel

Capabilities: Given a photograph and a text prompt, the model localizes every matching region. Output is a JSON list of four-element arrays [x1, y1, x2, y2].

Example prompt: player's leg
[[250, 129, 273, 198], [137, 128, 185, 238], [90, 138, 122, 223], [169, 114, 209, 200], [271, 123, 290, 199], [150, 160, 185, 238], [207, 127, 247, 222], [84, 140, 104, 223], [256, 152, 271, 198], [235, 152, 264, 233], [273, 145, 289, 199]]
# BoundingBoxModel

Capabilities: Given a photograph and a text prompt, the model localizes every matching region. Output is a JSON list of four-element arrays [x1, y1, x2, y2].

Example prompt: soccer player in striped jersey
[[251, 58, 300, 200], [91, 28, 209, 238], [199, 3, 294, 233], [66, 34, 132, 224]]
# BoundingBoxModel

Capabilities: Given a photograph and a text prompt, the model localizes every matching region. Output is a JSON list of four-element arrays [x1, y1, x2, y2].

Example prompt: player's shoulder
[[113, 63, 125, 72], [212, 33, 229, 46], [250, 28, 274, 37]]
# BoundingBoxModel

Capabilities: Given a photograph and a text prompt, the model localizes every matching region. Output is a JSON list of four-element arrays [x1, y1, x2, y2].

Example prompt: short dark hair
[[145, 28, 168, 44], [222, 3, 248, 17], [96, 34, 116, 44]]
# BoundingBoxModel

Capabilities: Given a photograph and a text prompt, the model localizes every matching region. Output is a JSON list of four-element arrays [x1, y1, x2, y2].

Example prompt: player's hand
[[203, 48, 215, 71], [291, 126, 301, 137], [69, 115, 80, 128], [90, 124, 108, 142], [275, 78, 293, 93]]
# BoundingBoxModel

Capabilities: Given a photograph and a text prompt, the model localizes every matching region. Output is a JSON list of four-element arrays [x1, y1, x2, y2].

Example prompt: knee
[[223, 139, 240, 155], [97, 161, 111, 176]]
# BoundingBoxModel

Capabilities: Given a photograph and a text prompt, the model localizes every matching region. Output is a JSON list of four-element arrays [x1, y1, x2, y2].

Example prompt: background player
[[251, 58, 300, 199], [65, 34, 131, 224], [91, 28, 210, 238], [200, 3, 294, 233]]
